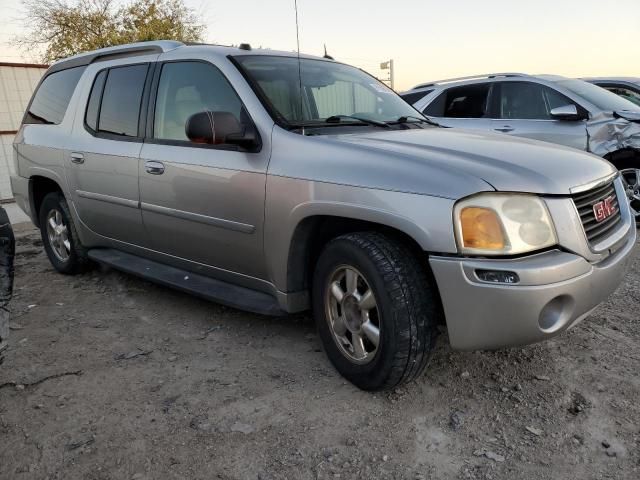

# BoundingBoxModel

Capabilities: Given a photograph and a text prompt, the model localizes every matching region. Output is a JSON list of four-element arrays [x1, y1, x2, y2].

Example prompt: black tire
[[39, 192, 89, 274], [609, 155, 640, 226], [312, 232, 442, 391]]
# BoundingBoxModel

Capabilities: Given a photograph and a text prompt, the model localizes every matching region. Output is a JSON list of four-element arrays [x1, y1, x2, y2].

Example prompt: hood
[[328, 128, 616, 195]]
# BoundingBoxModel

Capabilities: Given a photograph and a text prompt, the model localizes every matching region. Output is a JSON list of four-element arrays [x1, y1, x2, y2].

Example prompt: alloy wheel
[[325, 265, 381, 364], [46, 208, 71, 262], [621, 168, 640, 223]]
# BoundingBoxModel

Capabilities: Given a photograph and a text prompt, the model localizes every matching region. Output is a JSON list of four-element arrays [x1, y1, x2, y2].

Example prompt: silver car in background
[[10, 43, 637, 390], [583, 77, 640, 107], [401, 74, 640, 221]]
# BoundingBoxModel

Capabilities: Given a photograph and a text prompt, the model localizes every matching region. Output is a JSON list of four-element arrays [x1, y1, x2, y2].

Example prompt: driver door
[[138, 60, 270, 280]]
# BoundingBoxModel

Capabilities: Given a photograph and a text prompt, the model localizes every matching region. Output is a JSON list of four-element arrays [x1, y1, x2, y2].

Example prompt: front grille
[[571, 181, 622, 247]]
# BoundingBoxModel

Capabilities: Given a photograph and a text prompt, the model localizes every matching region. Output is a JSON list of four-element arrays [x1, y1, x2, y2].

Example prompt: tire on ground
[[39, 192, 90, 274], [312, 231, 442, 391]]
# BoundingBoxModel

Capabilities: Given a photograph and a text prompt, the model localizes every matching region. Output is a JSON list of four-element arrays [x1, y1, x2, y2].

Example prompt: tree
[[15, 0, 205, 62]]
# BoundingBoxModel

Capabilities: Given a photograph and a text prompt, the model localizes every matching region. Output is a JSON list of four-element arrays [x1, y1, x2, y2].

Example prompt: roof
[[48, 40, 330, 74], [404, 72, 572, 93]]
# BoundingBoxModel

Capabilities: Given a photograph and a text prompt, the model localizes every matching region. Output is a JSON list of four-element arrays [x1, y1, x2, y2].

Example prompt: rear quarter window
[[23, 66, 86, 125]]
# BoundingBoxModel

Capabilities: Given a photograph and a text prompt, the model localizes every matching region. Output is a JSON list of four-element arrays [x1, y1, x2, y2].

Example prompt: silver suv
[[401, 74, 640, 222], [11, 43, 636, 390]]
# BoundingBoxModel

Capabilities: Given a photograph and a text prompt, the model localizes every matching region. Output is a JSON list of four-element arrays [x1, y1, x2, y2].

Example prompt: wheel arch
[[604, 148, 640, 169], [29, 174, 64, 228], [285, 208, 437, 298]]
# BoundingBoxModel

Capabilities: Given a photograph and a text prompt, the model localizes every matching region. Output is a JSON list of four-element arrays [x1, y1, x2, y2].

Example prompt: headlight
[[454, 193, 557, 255]]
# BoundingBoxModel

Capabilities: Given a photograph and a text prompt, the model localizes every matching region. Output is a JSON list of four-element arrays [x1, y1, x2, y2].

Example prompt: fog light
[[475, 269, 520, 284]]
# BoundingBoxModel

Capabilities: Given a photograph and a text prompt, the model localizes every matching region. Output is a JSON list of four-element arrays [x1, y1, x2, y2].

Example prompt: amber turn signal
[[460, 207, 506, 250]]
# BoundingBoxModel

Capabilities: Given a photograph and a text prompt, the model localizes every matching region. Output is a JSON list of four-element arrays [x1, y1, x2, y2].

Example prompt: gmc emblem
[[593, 196, 617, 222]]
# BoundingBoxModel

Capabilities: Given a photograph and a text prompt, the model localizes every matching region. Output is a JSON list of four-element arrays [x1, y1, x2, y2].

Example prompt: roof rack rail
[[47, 40, 184, 74], [411, 72, 529, 90]]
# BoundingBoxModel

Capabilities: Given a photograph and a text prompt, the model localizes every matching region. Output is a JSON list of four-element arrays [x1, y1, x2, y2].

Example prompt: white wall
[[0, 64, 46, 200]]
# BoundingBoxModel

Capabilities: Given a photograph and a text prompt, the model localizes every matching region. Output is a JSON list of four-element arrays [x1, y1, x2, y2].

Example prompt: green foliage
[[16, 0, 205, 62]]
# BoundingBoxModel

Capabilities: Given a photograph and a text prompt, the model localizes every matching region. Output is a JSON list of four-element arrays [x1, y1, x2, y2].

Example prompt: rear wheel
[[39, 192, 89, 274], [312, 232, 441, 391]]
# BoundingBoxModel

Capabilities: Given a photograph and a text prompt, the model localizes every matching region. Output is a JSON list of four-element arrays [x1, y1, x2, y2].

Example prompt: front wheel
[[620, 167, 640, 225], [312, 232, 441, 391]]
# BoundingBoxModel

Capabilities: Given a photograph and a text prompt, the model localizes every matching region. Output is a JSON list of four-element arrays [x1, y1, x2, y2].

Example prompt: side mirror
[[550, 104, 583, 121], [185, 111, 260, 151]]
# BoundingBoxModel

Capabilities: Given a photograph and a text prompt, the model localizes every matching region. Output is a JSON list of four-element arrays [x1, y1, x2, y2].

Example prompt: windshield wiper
[[325, 115, 391, 128], [392, 115, 441, 127]]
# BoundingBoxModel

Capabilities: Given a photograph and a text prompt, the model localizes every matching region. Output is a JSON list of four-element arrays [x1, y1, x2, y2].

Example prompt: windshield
[[233, 55, 420, 126], [555, 79, 640, 112]]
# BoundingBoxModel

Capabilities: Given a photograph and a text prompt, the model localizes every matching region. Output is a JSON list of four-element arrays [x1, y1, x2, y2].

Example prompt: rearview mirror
[[185, 111, 260, 151], [550, 104, 582, 121]]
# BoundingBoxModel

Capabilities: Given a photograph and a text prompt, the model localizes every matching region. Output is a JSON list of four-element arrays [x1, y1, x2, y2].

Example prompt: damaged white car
[[401, 74, 640, 222]]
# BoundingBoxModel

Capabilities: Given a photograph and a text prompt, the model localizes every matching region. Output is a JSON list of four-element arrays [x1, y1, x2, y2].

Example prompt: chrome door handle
[[145, 161, 165, 175], [70, 152, 84, 164], [494, 126, 514, 133]]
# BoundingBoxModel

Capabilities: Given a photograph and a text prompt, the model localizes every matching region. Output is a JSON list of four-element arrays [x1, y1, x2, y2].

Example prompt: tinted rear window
[[24, 66, 86, 125], [98, 64, 148, 137], [400, 90, 432, 106], [425, 84, 490, 118]]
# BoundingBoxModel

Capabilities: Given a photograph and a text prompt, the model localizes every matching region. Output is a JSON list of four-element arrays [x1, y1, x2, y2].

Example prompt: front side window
[[233, 55, 418, 125], [498, 82, 550, 120], [97, 64, 148, 137], [24, 66, 86, 125], [153, 61, 243, 141], [425, 84, 490, 118]]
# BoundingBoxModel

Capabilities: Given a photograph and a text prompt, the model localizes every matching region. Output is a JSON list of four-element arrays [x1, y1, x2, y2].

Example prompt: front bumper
[[429, 226, 637, 350]]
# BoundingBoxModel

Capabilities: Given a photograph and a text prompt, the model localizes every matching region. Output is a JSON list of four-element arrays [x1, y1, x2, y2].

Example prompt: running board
[[87, 248, 284, 316]]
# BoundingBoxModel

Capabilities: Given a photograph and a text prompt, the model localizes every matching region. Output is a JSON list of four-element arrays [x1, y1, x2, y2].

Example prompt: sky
[[1, 0, 639, 91]]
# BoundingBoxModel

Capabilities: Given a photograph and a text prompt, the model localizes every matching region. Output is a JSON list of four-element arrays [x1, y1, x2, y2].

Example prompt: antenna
[[294, 0, 304, 131], [323, 44, 334, 60]]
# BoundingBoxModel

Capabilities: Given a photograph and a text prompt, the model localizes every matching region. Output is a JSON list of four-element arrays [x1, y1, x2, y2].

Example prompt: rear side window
[[400, 90, 432, 106], [497, 82, 549, 119], [99, 65, 148, 137], [425, 84, 490, 118], [24, 66, 86, 125], [85, 64, 148, 137]]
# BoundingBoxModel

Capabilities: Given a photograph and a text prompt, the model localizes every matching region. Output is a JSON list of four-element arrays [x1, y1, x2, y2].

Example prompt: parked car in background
[[0, 206, 15, 355], [583, 77, 640, 106], [10, 43, 637, 390], [401, 74, 640, 223]]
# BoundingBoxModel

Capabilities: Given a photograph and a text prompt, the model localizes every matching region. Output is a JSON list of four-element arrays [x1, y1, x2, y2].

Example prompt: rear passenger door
[[138, 60, 269, 280], [67, 61, 154, 245], [489, 81, 587, 150], [422, 83, 494, 131]]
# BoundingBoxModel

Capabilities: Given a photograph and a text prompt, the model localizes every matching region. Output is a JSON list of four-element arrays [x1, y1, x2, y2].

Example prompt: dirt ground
[[0, 227, 639, 480]]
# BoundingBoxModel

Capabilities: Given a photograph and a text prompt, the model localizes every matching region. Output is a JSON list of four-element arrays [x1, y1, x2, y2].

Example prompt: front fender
[[264, 175, 458, 294]]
